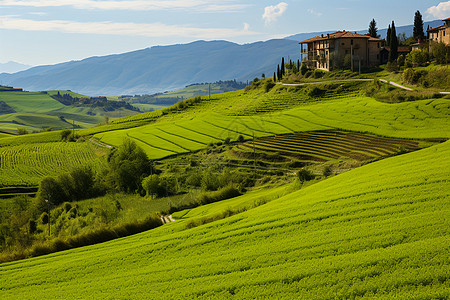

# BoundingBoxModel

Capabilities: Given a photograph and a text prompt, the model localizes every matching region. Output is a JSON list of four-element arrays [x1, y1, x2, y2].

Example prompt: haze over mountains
[[0, 19, 441, 96], [0, 40, 300, 96]]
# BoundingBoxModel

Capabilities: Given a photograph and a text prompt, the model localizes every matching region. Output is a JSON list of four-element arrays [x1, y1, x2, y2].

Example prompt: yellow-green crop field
[[2, 139, 449, 299], [94, 96, 450, 159], [0, 142, 103, 187]]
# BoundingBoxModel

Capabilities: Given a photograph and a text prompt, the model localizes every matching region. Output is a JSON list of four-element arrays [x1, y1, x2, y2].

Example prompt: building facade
[[427, 17, 450, 47], [300, 31, 384, 71]]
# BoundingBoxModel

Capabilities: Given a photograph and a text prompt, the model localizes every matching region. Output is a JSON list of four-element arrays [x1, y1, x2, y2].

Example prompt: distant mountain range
[[0, 40, 300, 96], [0, 19, 443, 96], [0, 61, 32, 74], [286, 19, 442, 42]]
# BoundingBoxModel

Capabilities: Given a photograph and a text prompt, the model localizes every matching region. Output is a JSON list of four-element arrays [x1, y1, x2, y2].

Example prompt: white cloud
[[0, 0, 248, 11], [426, 1, 450, 19], [243, 22, 250, 32], [307, 8, 322, 17], [262, 2, 288, 25], [0, 16, 257, 39]]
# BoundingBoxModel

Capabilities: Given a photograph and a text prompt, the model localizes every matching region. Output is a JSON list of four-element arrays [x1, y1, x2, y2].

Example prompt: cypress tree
[[368, 19, 379, 38], [273, 72, 277, 81], [297, 59, 300, 71], [388, 21, 398, 62], [386, 24, 391, 47], [413, 11, 425, 41], [277, 65, 281, 81], [426, 25, 430, 39], [281, 57, 285, 77]]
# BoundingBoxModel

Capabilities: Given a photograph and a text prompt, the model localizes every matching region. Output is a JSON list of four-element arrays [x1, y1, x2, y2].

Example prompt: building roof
[[428, 24, 445, 32], [299, 30, 383, 44], [443, 17, 450, 21]]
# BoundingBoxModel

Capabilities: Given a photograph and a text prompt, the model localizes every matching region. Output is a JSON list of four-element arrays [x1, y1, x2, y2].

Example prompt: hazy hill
[[0, 61, 32, 74], [286, 19, 442, 41], [0, 40, 300, 96]]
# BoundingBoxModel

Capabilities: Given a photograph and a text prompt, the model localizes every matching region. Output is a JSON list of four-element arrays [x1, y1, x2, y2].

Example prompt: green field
[[2, 138, 448, 299], [0, 91, 138, 133], [94, 95, 450, 159], [0, 141, 105, 187]]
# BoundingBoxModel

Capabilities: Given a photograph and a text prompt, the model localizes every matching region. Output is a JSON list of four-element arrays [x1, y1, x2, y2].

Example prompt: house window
[[377, 42, 380, 48], [351, 39, 354, 45], [342, 42, 345, 46]]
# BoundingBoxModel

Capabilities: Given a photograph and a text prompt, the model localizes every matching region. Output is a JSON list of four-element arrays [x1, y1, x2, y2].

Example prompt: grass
[[0, 92, 65, 113], [1, 138, 448, 299], [0, 141, 106, 187], [93, 95, 449, 160]]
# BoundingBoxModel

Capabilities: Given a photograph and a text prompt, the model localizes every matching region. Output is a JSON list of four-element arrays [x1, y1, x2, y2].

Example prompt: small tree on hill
[[368, 19, 379, 38], [413, 10, 425, 41]]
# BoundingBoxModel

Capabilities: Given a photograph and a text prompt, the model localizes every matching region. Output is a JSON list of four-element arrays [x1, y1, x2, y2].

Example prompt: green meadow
[[0, 78, 449, 299], [2, 139, 448, 299]]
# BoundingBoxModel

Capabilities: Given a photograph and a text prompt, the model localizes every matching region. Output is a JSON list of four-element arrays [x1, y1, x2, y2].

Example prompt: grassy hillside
[[2, 139, 448, 299], [0, 141, 106, 187], [0, 90, 138, 133], [93, 83, 449, 160]]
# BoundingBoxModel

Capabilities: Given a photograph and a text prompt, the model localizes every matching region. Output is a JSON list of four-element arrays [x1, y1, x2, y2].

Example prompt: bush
[[197, 185, 241, 205], [297, 169, 315, 182], [308, 87, 325, 98], [313, 69, 325, 79], [300, 62, 308, 75]]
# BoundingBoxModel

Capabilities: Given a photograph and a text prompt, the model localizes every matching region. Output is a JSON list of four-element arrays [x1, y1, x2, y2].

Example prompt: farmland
[[94, 93, 449, 160], [0, 90, 139, 133], [0, 142, 105, 188], [1, 139, 448, 299]]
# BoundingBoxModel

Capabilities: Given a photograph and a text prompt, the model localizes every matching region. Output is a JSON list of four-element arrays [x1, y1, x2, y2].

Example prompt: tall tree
[[388, 21, 398, 62], [386, 24, 392, 47], [277, 64, 281, 81], [413, 10, 425, 41], [281, 57, 285, 77], [368, 19, 379, 38]]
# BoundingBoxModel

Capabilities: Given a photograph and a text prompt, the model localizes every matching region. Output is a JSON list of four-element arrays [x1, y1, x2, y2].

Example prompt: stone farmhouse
[[427, 17, 450, 46], [300, 31, 384, 71]]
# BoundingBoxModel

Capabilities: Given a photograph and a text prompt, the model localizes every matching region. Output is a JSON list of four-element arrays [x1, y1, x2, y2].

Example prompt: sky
[[1, 0, 449, 66]]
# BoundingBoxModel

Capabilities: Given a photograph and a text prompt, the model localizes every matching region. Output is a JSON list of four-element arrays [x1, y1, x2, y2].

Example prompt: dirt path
[[161, 215, 175, 224], [89, 138, 112, 148], [378, 79, 413, 91]]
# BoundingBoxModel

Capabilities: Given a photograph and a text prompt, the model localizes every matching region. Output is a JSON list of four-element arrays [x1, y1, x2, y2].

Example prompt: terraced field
[[0, 142, 104, 188], [94, 96, 449, 160], [239, 130, 421, 161], [2, 139, 448, 299]]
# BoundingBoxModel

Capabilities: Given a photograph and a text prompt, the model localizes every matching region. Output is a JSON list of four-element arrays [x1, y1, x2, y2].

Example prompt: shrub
[[300, 62, 308, 75], [38, 177, 67, 205], [313, 69, 325, 79], [297, 169, 315, 182], [197, 185, 241, 205], [308, 87, 325, 97]]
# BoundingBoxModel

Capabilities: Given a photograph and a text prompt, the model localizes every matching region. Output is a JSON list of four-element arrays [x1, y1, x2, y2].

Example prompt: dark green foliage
[[38, 177, 67, 205], [28, 220, 37, 234], [368, 19, 379, 38], [108, 139, 153, 193], [281, 57, 285, 77], [142, 174, 163, 198], [60, 129, 71, 141], [388, 21, 398, 62], [300, 62, 308, 75], [308, 87, 326, 97], [313, 69, 325, 79], [17, 128, 28, 135], [277, 65, 281, 81], [237, 135, 245, 143], [40, 212, 49, 224], [297, 169, 314, 182], [413, 11, 425, 41], [323, 165, 332, 177], [264, 80, 276, 92], [432, 42, 450, 64], [386, 24, 391, 47]]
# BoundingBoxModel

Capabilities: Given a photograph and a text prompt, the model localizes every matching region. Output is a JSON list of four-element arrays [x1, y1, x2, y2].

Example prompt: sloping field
[[94, 97, 450, 159], [0, 142, 104, 187], [2, 140, 449, 299], [239, 130, 420, 161]]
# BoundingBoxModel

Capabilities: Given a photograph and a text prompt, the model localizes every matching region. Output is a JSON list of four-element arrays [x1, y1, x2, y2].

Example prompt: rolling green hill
[[93, 82, 450, 160], [0, 90, 139, 133], [2, 138, 448, 299]]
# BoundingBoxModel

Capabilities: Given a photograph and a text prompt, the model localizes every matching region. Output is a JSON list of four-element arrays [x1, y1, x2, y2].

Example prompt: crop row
[[1, 140, 448, 299], [240, 130, 420, 162], [0, 142, 102, 187]]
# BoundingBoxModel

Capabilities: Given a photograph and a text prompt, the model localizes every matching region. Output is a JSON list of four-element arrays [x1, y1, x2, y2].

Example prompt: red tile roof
[[300, 30, 383, 44], [428, 24, 445, 32], [443, 17, 450, 21]]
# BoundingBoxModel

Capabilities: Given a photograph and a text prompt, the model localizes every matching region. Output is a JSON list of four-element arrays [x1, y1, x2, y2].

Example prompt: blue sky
[[1, 0, 449, 66]]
